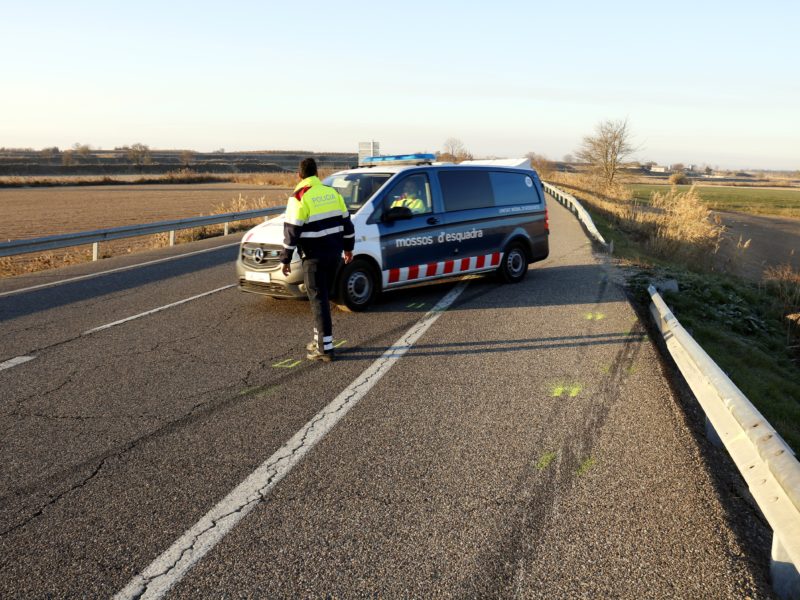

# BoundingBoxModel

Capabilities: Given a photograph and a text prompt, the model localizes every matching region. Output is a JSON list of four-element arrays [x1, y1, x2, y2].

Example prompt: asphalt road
[[0, 198, 774, 598]]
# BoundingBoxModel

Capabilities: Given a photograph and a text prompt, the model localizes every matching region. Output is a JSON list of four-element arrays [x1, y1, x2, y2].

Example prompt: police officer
[[391, 179, 426, 214], [281, 158, 354, 362]]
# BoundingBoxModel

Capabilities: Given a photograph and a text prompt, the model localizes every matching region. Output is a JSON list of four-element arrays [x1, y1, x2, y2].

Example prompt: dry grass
[[232, 169, 335, 187], [549, 173, 726, 269], [0, 168, 341, 189], [1, 250, 91, 278], [763, 263, 800, 322], [648, 186, 724, 264], [0, 170, 239, 188]]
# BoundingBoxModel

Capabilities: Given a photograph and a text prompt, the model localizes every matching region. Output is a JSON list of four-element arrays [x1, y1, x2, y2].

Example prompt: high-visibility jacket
[[391, 194, 425, 214], [281, 176, 355, 264]]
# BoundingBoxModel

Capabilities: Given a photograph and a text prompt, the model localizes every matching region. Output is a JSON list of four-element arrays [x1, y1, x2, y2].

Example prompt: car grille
[[239, 279, 293, 296], [241, 243, 283, 269]]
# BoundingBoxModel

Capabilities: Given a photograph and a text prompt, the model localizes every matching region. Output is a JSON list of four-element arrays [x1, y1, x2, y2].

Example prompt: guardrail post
[[772, 536, 800, 599], [169, 230, 175, 247], [92, 242, 99, 261], [224, 222, 229, 236]]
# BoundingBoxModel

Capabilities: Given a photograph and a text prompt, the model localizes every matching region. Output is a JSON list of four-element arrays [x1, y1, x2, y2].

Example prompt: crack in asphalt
[[0, 452, 113, 538], [0, 374, 274, 531], [118, 287, 467, 599]]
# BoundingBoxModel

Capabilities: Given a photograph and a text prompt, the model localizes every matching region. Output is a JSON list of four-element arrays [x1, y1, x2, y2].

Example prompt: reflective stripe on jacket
[[281, 176, 355, 264]]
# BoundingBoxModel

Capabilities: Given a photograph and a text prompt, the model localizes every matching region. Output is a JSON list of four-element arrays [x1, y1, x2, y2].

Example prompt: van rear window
[[439, 171, 494, 211], [490, 172, 541, 206]]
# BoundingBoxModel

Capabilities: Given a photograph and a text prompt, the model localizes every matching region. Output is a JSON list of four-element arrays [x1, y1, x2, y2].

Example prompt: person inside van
[[391, 179, 427, 214]]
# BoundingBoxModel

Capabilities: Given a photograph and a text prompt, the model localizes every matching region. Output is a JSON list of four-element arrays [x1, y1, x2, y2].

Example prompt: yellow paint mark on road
[[407, 302, 427, 309], [584, 312, 605, 320], [272, 359, 301, 368], [551, 383, 583, 398], [536, 451, 557, 470], [238, 385, 279, 397], [577, 457, 596, 475], [334, 340, 347, 348]]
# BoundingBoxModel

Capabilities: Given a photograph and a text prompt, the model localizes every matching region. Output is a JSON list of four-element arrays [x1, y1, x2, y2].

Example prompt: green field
[[630, 184, 800, 218]]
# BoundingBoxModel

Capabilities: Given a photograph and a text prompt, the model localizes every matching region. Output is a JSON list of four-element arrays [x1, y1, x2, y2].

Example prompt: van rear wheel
[[498, 242, 529, 283], [337, 259, 379, 311]]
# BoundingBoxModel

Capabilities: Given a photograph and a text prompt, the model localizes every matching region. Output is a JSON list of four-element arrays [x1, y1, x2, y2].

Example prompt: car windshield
[[324, 172, 392, 212]]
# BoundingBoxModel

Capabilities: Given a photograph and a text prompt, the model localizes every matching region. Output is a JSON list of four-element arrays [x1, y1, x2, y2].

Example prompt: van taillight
[[545, 207, 549, 232]]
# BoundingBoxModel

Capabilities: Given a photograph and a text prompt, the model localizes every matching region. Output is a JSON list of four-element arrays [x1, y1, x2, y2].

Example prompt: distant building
[[650, 165, 669, 173], [358, 141, 380, 164]]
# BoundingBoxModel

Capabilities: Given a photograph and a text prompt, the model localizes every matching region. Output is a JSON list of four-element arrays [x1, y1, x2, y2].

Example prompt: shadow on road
[[331, 332, 645, 361], [367, 262, 615, 315]]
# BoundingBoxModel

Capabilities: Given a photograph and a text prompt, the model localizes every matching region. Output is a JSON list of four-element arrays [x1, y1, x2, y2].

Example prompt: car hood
[[241, 214, 285, 245]]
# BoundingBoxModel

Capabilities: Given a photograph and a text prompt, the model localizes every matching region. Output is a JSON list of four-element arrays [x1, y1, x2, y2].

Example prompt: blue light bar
[[360, 153, 436, 166]]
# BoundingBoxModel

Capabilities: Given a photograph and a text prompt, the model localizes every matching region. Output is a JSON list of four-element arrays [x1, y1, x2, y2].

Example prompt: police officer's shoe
[[307, 347, 334, 362]]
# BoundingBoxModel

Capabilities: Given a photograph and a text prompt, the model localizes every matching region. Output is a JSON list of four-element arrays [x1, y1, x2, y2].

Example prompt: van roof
[[335, 157, 533, 176]]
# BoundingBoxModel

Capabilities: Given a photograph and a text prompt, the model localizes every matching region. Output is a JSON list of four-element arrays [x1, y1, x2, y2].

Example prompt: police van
[[236, 153, 549, 310]]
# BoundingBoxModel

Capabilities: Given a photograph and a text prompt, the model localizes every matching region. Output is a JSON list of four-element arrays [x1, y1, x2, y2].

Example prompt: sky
[[1, 0, 798, 170]]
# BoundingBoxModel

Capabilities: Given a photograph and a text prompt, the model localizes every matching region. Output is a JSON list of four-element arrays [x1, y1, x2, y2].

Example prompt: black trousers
[[302, 256, 340, 352]]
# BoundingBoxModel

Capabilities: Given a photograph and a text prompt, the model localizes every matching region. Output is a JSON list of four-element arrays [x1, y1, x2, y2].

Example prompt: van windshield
[[324, 173, 392, 212]]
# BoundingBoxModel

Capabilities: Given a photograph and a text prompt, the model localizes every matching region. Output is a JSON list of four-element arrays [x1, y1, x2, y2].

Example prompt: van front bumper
[[236, 258, 306, 298]]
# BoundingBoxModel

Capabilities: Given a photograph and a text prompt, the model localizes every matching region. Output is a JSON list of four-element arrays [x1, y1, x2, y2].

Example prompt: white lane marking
[[83, 285, 235, 335], [0, 242, 240, 299], [0, 355, 35, 371], [114, 282, 469, 600]]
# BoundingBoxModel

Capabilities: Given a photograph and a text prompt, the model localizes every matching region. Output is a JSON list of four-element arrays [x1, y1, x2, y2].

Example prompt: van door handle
[[427, 217, 440, 225]]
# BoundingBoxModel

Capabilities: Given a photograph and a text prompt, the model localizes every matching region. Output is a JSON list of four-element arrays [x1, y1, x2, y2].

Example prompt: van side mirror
[[382, 206, 413, 222]]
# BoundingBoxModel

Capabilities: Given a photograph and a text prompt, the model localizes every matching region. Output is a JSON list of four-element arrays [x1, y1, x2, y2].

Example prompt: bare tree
[[40, 147, 58, 161], [61, 150, 74, 167], [180, 150, 195, 168], [563, 153, 574, 164], [439, 138, 473, 163], [72, 143, 92, 157], [125, 143, 152, 171], [443, 138, 466, 157], [575, 118, 635, 187], [526, 152, 555, 178]]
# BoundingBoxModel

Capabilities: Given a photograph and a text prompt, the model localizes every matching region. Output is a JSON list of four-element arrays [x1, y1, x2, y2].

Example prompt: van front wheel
[[337, 259, 379, 311], [498, 242, 529, 283]]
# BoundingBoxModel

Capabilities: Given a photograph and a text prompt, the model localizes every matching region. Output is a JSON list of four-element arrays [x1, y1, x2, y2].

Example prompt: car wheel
[[498, 241, 529, 283], [337, 259, 379, 311]]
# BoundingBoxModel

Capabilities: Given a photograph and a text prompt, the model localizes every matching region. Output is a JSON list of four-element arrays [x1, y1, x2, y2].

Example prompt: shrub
[[669, 172, 690, 185], [648, 185, 724, 266]]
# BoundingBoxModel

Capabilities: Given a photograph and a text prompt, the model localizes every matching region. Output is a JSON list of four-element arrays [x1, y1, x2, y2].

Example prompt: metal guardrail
[[0, 207, 285, 261], [648, 285, 800, 599], [542, 182, 609, 250], [543, 179, 800, 596]]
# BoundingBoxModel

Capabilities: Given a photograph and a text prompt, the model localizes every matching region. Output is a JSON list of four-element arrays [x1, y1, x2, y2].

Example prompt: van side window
[[439, 170, 494, 211], [383, 174, 432, 216], [490, 172, 542, 206]]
